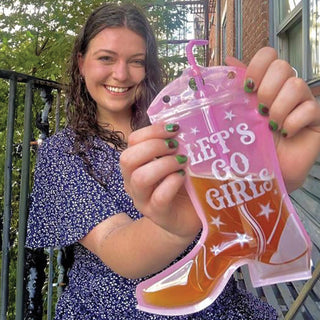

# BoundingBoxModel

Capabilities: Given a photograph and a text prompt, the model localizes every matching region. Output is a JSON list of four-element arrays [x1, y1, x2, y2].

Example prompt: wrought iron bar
[[0, 70, 63, 90], [55, 90, 61, 133], [47, 248, 54, 320], [25, 248, 46, 319], [0, 76, 17, 320], [38, 87, 55, 320], [57, 249, 65, 299], [15, 80, 34, 320]]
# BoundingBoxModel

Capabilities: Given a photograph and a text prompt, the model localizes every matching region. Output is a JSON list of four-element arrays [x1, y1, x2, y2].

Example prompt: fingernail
[[177, 169, 186, 176], [258, 103, 269, 116], [176, 154, 188, 164], [189, 78, 198, 91], [244, 78, 255, 93], [269, 120, 278, 131], [281, 129, 288, 138], [165, 123, 179, 132], [165, 138, 178, 149]]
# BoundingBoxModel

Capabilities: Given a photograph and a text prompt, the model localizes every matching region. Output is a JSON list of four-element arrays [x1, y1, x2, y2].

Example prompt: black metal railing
[[0, 70, 66, 320]]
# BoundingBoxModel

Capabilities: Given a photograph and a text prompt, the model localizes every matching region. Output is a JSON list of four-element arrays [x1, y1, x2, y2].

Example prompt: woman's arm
[[80, 47, 320, 279], [80, 123, 201, 279]]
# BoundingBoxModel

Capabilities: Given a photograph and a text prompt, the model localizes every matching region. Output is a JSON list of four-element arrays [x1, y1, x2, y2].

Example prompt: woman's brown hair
[[66, 2, 163, 184], [67, 2, 163, 151]]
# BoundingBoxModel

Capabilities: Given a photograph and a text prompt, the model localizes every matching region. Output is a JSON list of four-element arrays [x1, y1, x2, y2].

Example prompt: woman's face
[[79, 27, 146, 124]]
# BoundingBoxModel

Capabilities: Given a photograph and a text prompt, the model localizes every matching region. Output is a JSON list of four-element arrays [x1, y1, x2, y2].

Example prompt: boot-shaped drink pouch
[[136, 40, 312, 316]]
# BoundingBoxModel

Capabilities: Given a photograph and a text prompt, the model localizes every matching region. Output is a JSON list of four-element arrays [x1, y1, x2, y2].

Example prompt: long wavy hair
[[66, 2, 163, 183], [67, 2, 163, 146]]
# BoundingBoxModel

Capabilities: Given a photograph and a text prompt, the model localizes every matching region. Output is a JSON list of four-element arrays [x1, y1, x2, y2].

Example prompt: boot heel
[[248, 251, 312, 288]]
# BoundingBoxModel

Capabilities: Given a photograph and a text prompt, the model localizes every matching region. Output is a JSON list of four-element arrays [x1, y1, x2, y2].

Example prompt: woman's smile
[[105, 85, 131, 94]]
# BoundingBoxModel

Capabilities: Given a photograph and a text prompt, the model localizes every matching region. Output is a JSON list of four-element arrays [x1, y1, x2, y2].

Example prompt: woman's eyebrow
[[93, 49, 146, 57], [93, 49, 115, 56]]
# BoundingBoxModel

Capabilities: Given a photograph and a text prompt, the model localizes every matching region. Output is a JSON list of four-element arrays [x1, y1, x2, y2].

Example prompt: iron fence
[[0, 70, 66, 320]]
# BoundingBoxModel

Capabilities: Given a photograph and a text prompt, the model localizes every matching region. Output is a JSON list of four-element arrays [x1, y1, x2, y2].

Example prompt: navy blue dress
[[26, 128, 278, 319]]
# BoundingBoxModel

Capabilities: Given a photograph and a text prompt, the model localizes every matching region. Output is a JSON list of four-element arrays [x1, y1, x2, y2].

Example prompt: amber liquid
[[142, 175, 290, 307]]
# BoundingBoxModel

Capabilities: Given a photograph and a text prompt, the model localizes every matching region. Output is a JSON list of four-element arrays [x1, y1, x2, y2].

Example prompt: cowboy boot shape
[[243, 179, 311, 287], [137, 40, 311, 315], [136, 173, 259, 314], [136, 172, 310, 315]]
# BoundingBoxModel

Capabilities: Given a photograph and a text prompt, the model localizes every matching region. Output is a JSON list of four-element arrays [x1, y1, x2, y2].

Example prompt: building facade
[[208, 0, 320, 96], [206, 3, 320, 319]]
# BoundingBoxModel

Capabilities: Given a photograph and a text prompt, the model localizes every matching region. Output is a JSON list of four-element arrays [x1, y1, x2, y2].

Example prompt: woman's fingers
[[281, 99, 320, 137], [127, 122, 179, 146], [257, 59, 297, 108], [258, 77, 319, 136], [240, 47, 320, 191], [244, 47, 279, 92], [120, 123, 189, 217], [242, 47, 319, 137], [121, 123, 179, 183], [128, 154, 187, 207], [224, 56, 246, 68]]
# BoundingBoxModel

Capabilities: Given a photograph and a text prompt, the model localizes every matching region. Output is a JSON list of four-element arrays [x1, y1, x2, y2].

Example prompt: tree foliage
[[0, 1, 192, 318], [0, 0, 190, 81]]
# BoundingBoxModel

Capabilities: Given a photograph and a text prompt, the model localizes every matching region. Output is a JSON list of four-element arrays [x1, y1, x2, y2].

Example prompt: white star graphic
[[190, 127, 200, 135], [236, 233, 252, 248], [178, 132, 186, 141], [210, 245, 221, 256], [244, 97, 250, 105], [257, 202, 275, 220], [224, 111, 236, 121], [210, 216, 226, 229]]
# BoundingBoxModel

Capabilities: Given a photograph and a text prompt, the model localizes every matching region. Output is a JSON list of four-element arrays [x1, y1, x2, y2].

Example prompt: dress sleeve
[[26, 134, 131, 248]]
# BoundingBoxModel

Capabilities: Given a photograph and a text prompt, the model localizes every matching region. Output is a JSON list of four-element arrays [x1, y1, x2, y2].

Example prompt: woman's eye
[[132, 60, 145, 67], [99, 56, 113, 62]]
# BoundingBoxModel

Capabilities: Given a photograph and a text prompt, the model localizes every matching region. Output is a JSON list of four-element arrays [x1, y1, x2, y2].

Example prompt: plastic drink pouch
[[136, 40, 312, 316]]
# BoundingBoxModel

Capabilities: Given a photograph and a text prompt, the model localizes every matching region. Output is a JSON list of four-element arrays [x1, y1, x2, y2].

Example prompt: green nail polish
[[176, 154, 188, 164], [165, 138, 178, 149], [281, 129, 288, 138], [269, 120, 278, 131], [177, 169, 186, 176], [244, 78, 255, 93], [165, 123, 179, 132], [258, 103, 269, 116], [189, 78, 198, 91]]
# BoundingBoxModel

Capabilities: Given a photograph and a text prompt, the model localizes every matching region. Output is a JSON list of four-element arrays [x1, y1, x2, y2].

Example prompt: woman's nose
[[112, 61, 129, 82]]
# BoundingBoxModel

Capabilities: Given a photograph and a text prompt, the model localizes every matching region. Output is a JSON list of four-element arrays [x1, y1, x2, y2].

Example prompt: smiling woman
[[78, 27, 146, 127], [24, 1, 320, 320], [63, 3, 163, 155]]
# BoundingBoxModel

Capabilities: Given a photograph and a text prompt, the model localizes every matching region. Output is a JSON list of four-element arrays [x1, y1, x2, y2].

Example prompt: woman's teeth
[[106, 86, 129, 93]]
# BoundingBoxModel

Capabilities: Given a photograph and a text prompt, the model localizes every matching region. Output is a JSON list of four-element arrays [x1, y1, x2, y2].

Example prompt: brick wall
[[209, 0, 270, 66], [242, 0, 269, 64], [225, 0, 235, 60]]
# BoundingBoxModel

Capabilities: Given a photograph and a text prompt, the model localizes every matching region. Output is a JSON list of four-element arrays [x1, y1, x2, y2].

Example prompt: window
[[221, 17, 227, 62], [272, 0, 320, 81], [235, 0, 243, 61], [310, 0, 320, 78], [279, 0, 302, 21], [221, 2, 227, 64]]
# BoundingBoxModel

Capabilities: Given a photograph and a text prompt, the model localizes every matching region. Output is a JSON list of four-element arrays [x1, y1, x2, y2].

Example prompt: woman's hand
[[81, 124, 201, 279], [226, 47, 320, 192], [120, 123, 201, 239]]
